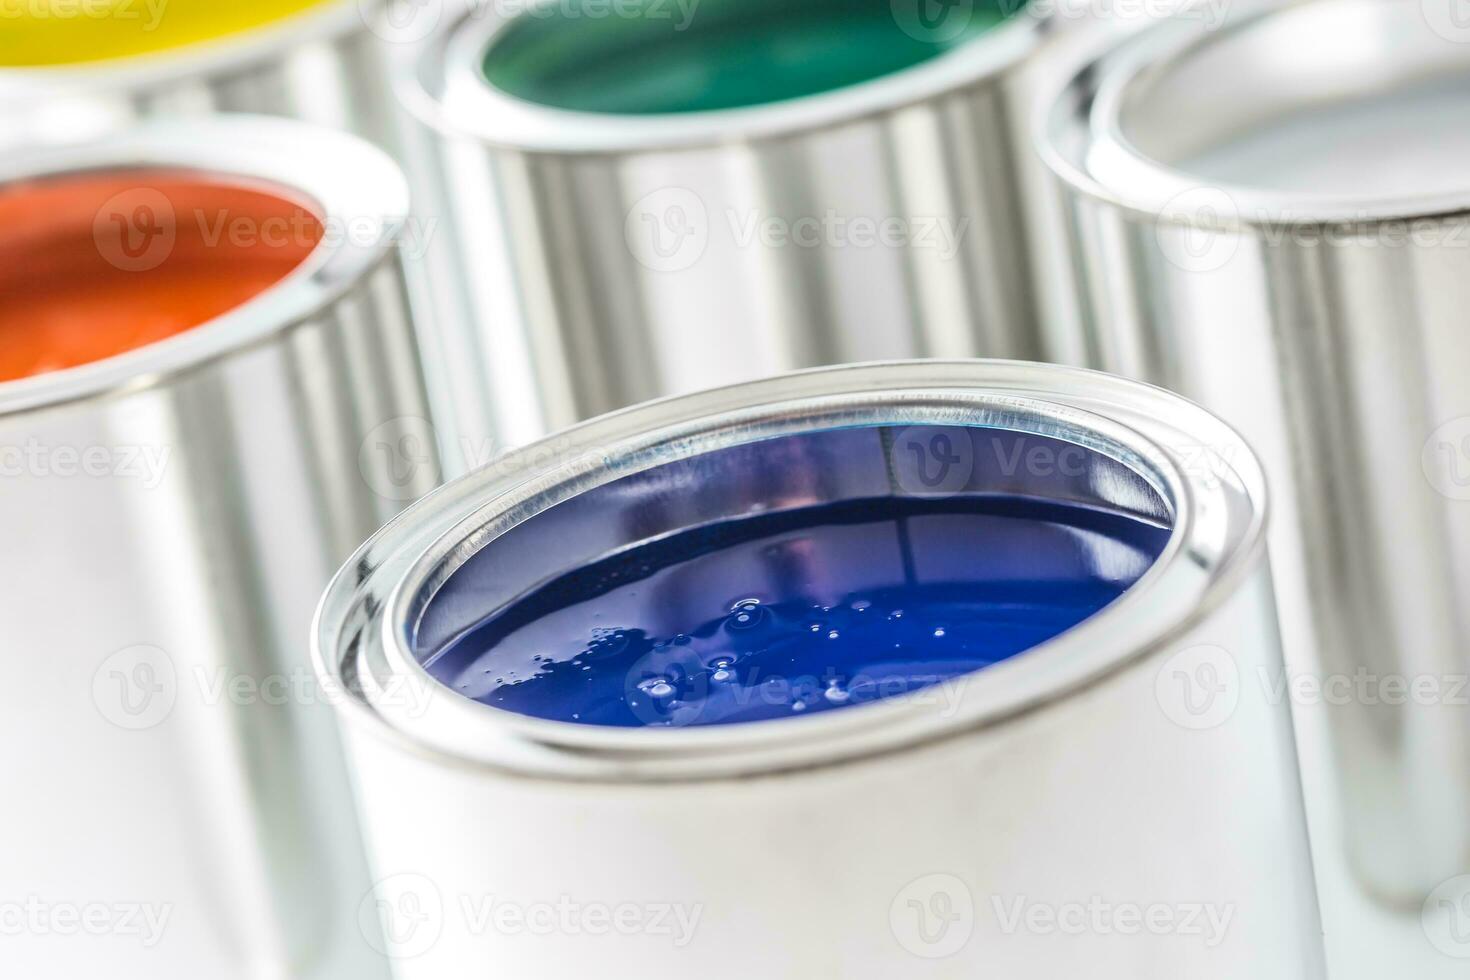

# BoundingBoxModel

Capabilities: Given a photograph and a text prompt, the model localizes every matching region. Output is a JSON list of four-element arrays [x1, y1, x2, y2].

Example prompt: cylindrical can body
[[396, 0, 1060, 461], [0, 1, 399, 149], [316, 361, 1325, 979], [1006, 0, 1225, 365], [1043, 0, 1470, 905], [0, 118, 438, 980]]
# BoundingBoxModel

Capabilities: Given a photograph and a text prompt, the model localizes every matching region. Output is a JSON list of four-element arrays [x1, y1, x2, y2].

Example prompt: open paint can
[[393, 0, 1065, 462], [316, 361, 1325, 979], [1043, 0, 1470, 906], [0, 0, 397, 148], [0, 116, 436, 979]]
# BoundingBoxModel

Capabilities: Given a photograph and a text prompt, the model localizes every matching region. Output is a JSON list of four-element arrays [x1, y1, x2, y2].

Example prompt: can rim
[[0, 114, 410, 417], [0, 0, 380, 95], [1039, 0, 1470, 230], [398, 0, 1048, 155], [314, 360, 1269, 783]]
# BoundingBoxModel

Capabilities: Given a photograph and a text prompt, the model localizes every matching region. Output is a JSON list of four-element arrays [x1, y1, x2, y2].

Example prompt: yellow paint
[[0, 0, 334, 67]]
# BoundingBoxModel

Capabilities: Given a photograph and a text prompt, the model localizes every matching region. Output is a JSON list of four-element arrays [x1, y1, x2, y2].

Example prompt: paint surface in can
[[480, 0, 1019, 115], [426, 474, 1170, 728], [0, 170, 323, 382], [0, 0, 331, 67]]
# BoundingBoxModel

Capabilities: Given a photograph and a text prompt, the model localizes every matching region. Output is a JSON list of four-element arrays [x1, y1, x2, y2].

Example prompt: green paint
[[481, 0, 1021, 115]]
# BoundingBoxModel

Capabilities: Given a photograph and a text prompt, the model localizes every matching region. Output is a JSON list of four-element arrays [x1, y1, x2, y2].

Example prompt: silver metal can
[[1007, 0, 1222, 364], [0, 1, 399, 148], [315, 360, 1324, 979], [1042, 0, 1470, 906], [0, 116, 438, 979], [392, 0, 1067, 463]]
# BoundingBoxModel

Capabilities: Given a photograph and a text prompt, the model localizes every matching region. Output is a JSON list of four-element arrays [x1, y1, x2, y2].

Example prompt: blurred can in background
[[0, 116, 436, 979], [316, 361, 1325, 980], [394, 0, 1063, 466], [0, 0, 401, 147], [1044, 0, 1470, 905]]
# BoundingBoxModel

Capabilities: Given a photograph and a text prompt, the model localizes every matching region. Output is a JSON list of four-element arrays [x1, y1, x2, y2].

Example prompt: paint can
[[1043, 0, 1470, 908], [0, 0, 402, 148], [0, 115, 438, 979], [391, 0, 1069, 462], [315, 360, 1324, 979]]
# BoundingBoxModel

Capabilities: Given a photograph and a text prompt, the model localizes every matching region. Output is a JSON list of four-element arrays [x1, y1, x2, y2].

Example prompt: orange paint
[[0, 170, 324, 382]]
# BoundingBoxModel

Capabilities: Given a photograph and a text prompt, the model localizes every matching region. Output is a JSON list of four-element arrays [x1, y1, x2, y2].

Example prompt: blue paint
[[424, 493, 1171, 728]]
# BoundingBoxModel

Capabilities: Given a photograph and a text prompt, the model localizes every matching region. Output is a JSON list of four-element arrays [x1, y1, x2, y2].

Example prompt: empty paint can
[[1006, 0, 1220, 364], [0, 116, 436, 979], [316, 360, 1324, 979], [1043, 0, 1470, 906], [393, 0, 1070, 463]]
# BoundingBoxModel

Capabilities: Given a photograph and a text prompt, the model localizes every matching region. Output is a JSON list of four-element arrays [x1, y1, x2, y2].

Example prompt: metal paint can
[[315, 360, 1324, 979], [0, 0, 398, 148], [391, 0, 1069, 464], [1006, 0, 1224, 365], [0, 116, 438, 979], [1042, 0, 1470, 908]]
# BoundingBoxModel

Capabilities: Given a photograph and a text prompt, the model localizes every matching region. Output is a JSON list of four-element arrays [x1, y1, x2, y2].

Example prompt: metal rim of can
[[0, 0, 385, 100], [0, 114, 409, 417], [396, 0, 1052, 154], [1039, 0, 1470, 231], [314, 359, 1270, 783]]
